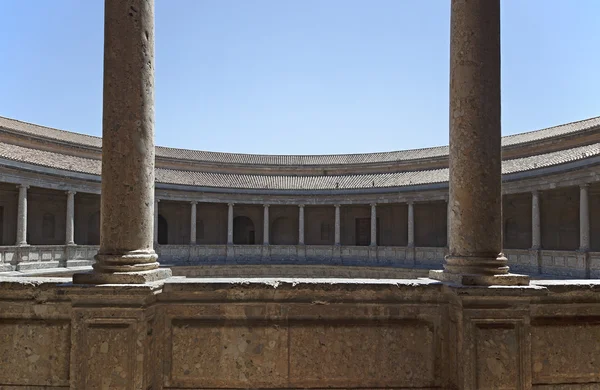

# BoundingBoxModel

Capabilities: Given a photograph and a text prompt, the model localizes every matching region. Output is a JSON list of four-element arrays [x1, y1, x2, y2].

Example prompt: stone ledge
[[429, 269, 530, 286], [73, 268, 172, 284]]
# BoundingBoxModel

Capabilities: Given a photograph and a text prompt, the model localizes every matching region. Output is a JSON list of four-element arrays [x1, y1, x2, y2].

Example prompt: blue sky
[[1, 1, 599, 154]]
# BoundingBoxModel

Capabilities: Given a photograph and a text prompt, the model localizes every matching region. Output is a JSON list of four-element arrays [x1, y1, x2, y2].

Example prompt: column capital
[[227, 202, 235, 207], [370, 203, 377, 208], [407, 200, 414, 206], [190, 201, 198, 205], [298, 204, 305, 208], [580, 183, 590, 189], [334, 204, 341, 209], [66, 190, 77, 196], [263, 204, 270, 208], [17, 184, 29, 190], [531, 189, 539, 196], [155, 198, 160, 203]]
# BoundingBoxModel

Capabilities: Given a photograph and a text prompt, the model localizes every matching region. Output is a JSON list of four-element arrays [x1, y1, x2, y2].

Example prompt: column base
[[73, 268, 172, 284], [428, 269, 530, 286]]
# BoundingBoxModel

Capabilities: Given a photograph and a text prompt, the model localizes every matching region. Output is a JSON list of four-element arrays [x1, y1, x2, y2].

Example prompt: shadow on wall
[[233, 215, 255, 245]]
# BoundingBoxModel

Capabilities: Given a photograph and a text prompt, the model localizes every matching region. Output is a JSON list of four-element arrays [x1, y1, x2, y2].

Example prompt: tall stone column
[[74, 0, 170, 283], [16, 184, 28, 246], [190, 201, 197, 245], [154, 198, 160, 245], [227, 203, 234, 245], [446, 196, 450, 247], [66, 190, 76, 245], [263, 204, 270, 245], [370, 203, 377, 246], [531, 190, 541, 249], [580, 184, 590, 251], [407, 201, 415, 247], [430, 0, 527, 285], [334, 204, 341, 246], [298, 204, 305, 245]]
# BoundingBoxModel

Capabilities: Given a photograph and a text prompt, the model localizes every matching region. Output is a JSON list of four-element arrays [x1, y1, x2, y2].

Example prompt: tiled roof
[[1, 115, 599, 166], [1, 141, 599, 190]]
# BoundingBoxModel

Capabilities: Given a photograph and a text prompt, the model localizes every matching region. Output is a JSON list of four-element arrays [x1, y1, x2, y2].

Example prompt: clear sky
[[1, 1, 599, 154]]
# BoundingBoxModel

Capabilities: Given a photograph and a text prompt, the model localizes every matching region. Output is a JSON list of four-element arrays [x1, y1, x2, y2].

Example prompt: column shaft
[[227, 203, 234, 244], [531, 191, 541, 249], [580, 184, 590, 251], [190, 202, 197, 245], [75, 0, 170, 283], [298, 205, 305, 245], [434, 0, 527, 285], [370, 203, 377, 246], [16, 184, 28, 246], [407, 202, 414, 247], [263, 204, 270, 245], [154, 199, 160, 245], [334, 205, 341, 245], [66, 191, 76, 245]]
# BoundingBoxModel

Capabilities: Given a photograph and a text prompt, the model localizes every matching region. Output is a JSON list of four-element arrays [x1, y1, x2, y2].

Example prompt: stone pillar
[[190, 201, 197, 245], [154, 198, 160, 245], [66, 190, 76, 245], [74, 0, 170, 283], [531, 190, 541, 249], [407, 201, 415, 247], [263, 204, 270, 245], [370, 203, 377, 246], [298, 204, 305, 245], [430, 0, 527, 285], [580, 184, 590, 251], [446, 196, 450, 247], [16, 184, 28, 246], [227, 203, 234, 245], [334, 204, 341, 246]]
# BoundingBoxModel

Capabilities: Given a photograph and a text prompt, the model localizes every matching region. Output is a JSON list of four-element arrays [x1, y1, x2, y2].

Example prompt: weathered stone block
[[288, 320, 436, 388], [0, 319, 70, 387], [532, 320, 600, 385], [167, 320, 288, 388]]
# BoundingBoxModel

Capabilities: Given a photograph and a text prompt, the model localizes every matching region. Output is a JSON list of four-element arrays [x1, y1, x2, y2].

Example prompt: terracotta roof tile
[[1, 141, 598, 190], [2, 115, 599, 166]]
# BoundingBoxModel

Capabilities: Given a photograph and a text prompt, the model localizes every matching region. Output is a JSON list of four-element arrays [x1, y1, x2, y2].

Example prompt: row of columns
[[66, 0, 585, 285], [152, 201, 414, 247], [11, 183, 593, 250], [15, 185, 77, 246]]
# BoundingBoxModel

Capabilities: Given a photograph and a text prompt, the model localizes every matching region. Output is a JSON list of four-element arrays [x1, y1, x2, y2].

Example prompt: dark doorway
[[87, 211, 100, 245], [355, 217, 380, 246], [355, 218, 370, 246], [158, 215, 168, 245], [233, 216, 255, 245]]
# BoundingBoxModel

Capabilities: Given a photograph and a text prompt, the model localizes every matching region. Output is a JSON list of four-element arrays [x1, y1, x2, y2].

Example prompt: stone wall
[[196, 202, 227, 244], [1, 277, 599, 389], [414, 201, 447, 247], [74, 192, 100, 245], [504, 192, 532, 249], [27, 187, 67, 246], [304, 206, 335, 245], [541, 187, 579, 250], [0, 183, 18, 245]]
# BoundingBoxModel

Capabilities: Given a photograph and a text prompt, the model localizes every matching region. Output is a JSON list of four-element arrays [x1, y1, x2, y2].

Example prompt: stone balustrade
[[2, 243, 599, 280]]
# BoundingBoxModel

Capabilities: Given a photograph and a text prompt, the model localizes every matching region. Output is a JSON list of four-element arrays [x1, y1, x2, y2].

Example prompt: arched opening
[[233, 216, 255, 245], [271, 217, 296, 245], [87, 211, 100, 245], [158, 214, 168, 245]]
